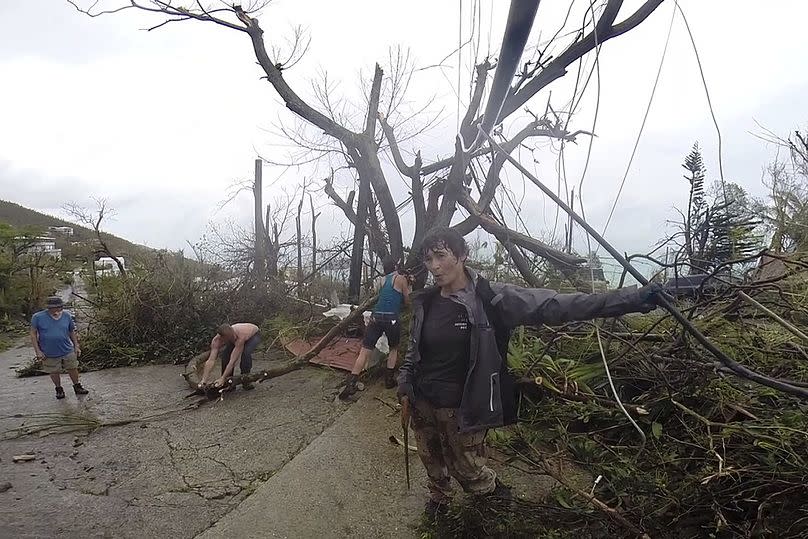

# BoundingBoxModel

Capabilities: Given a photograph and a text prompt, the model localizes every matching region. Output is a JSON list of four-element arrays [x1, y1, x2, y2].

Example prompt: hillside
[[0, 199, 149, 258]]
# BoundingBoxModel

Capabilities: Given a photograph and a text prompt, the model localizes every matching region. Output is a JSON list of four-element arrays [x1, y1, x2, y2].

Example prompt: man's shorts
[[42, 352, 78, 374], [362, 313, 401, 350]]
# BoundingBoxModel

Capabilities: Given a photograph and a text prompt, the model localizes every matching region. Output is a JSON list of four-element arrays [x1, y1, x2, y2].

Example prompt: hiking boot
[[339, 374, 359, 400], [242, 380, 255, 390], [73, 383, 89, 396], [384, 368, 397, 389], [55, 386, 65, 400], [424, 499, 449, 519]]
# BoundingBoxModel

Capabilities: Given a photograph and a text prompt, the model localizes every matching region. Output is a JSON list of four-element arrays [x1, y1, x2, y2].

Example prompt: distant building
[[18, 236, 62, 259], [48, 226, 74, 236], [95, 256, 126, 276]]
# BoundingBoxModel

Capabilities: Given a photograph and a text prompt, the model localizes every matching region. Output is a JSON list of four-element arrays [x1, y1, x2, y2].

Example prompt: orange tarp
[[282, 336, 362, 371]]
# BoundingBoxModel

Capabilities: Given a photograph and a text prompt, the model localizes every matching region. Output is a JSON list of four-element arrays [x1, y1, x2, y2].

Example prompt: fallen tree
[[430, 253, 808, 538], [182, 293, 377, 397]]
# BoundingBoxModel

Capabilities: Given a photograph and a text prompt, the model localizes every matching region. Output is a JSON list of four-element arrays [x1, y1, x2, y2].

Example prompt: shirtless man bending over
[[199, 322, 261, 390]]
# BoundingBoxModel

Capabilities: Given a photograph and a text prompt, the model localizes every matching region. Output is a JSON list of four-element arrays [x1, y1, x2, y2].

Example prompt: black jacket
[[398, 270, 655, 432]]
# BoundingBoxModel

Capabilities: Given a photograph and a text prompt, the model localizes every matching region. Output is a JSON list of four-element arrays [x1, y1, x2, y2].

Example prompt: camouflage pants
[[410, 398, 497, 502]]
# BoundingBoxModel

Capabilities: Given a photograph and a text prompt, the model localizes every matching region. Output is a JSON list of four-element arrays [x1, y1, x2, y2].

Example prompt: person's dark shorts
[[362, 313, 400, 350], [219, 333, 261, 374]]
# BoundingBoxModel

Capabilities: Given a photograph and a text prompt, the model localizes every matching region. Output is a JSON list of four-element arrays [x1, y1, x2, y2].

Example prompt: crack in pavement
[[158, 426, 254, 502], [159, 426, 211, 500]]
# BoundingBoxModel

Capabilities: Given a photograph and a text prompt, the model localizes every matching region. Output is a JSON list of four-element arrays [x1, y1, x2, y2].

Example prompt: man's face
[[423, 244, 466, 288], [47, 306, 63, 316]]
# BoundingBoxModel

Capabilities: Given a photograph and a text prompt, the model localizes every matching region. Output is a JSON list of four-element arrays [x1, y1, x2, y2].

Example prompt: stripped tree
[[68, 0, 667, 290], [63, 198, 128, 278]]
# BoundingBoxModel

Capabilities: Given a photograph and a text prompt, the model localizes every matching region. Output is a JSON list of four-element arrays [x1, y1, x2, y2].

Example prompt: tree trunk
[[357, 64, 404, 262], [310, 194, 320, 276], [264, 203, 279, 277], [348, 152, 371, 303], [253, 158, 266, 283], [183, 293, 379, 393], [296, 190, 305, 297]]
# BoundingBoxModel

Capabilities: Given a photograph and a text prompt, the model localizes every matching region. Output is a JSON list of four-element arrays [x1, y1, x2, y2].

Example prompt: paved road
[[1, 340, 555, 539], [200, 385, 427, 539], [0, 341, 347, 539]]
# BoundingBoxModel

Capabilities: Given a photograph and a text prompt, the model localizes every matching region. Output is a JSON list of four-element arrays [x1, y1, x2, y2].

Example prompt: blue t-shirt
[[31, 310, 76, 358]]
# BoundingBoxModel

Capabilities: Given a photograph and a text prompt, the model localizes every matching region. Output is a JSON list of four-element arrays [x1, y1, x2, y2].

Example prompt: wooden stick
[[527, 443, 649, 538], [738, 291, 808, 344]]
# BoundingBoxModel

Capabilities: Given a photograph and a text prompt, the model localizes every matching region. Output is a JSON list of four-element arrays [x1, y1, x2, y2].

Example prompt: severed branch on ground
[[182, 293, 378, 398]]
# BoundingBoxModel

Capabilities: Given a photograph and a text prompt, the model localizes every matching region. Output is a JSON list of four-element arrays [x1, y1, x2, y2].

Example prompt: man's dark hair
[[420, 227, 468, 259], [216, 323, 233, 336], [382, 256, 398, 274]]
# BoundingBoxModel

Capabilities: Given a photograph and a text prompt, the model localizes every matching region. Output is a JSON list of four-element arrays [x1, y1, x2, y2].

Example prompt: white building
[[95, 256, 126, 276], [48, 226, 74, 236], [19, 236, 62, 259]]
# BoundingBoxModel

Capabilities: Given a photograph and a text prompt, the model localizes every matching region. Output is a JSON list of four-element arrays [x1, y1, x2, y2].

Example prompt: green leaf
[[651, 421, 663, 439]]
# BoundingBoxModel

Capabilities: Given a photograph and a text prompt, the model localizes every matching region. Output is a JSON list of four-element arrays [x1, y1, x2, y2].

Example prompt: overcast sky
[[1, 1, 806, 278]]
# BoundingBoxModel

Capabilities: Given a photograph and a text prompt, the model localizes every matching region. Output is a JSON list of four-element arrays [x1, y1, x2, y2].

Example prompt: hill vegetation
[[0, 199, 148, 258]]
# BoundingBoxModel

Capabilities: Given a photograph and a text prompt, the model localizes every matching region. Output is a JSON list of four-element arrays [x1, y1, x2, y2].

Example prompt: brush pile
[[431, 253, 808, 538]]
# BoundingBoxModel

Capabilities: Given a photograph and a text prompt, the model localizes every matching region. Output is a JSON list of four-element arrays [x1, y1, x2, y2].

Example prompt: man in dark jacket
[[397, 227, 660, 518]]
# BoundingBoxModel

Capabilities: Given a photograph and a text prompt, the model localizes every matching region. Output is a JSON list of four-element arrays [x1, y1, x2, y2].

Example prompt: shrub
[[80, 254, 315, 369]]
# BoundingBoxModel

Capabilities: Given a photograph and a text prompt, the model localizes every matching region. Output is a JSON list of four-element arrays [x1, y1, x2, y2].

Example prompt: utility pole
[[253, 159, 266, 283]]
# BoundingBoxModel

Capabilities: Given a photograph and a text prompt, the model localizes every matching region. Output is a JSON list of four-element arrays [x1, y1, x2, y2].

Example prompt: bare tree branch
[[457, 191, 585, 267]]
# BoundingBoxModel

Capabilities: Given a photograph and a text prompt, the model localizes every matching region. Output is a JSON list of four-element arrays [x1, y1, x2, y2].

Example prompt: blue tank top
[[373, 273, 404, 315]]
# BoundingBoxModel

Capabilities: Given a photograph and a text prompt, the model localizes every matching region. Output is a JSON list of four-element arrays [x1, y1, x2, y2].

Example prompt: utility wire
[[457, 0, 463, 132], [676, 2, 727, 200], [576, 0, 647, 456], [600, 0, 677, 237]]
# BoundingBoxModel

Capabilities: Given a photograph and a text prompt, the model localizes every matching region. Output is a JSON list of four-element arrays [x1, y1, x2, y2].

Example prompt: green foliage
[[419, 497, 616, 538], [680, 143, 762, 274], [261, 312, 334, 348], [80, 253, 315, 370], [684, 142, 707, 228], [505, 311, 808, 538], [0, 222, 66, 317]]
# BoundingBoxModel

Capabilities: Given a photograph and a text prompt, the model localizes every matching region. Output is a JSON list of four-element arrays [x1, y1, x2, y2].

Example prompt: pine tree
[[707, 182, 761, 272], [682, 142, 709, 273], [678, 144, 761, 275]]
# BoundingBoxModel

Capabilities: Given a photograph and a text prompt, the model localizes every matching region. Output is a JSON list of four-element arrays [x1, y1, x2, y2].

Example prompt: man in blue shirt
[[30, 296, 89, 399]]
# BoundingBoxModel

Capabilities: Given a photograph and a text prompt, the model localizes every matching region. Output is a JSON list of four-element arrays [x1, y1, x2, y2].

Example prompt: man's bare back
[[222, 323, 259, 344], [201, 322, 262, 387]]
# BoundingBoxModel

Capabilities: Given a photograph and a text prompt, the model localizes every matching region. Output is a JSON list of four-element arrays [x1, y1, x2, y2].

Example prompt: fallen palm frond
[[1, 411, 102, 439], [1, 407, 200, 440]]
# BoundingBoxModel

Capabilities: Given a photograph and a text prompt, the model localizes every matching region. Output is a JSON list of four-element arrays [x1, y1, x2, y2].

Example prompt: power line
[[457, 0, 463, 132], [600, 0, 677, 237], [578, 0, 647, 457], [676, 2, 728, 200]]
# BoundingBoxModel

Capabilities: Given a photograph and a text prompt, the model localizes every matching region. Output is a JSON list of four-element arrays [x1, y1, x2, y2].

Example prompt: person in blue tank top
[[339, 256, 411, 400]]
